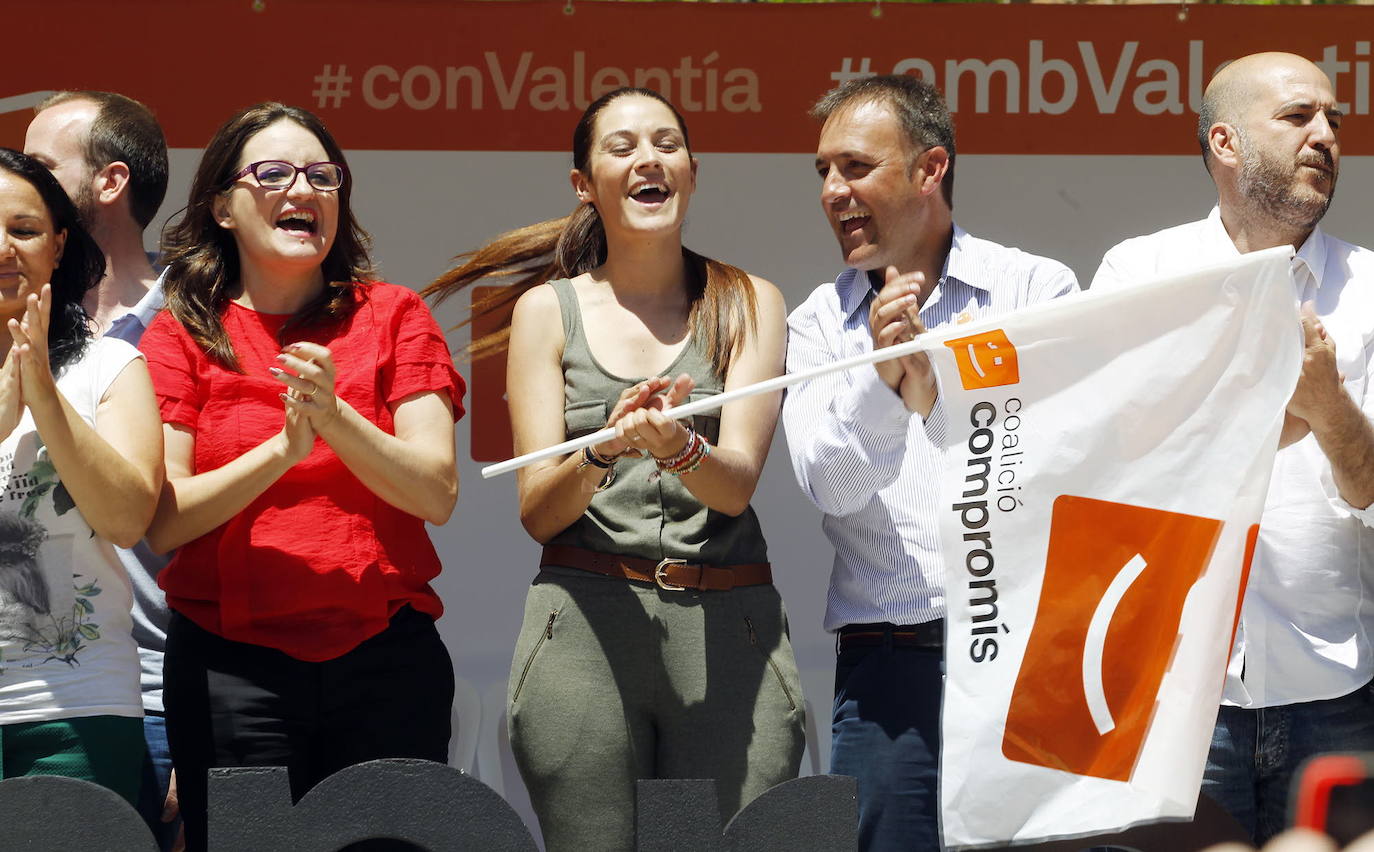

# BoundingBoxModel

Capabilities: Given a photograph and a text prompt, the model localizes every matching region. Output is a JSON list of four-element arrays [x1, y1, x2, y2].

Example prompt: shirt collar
[[103, 269, 167, 344], [1295, 223, 1328, 295], [836, 222, 985, 320], [130, 269, 167, 325], [1205, 205, 1328, 295]]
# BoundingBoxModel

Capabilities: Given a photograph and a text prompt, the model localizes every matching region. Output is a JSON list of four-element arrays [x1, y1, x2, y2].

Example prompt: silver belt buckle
[[655, 558, 688, 591]]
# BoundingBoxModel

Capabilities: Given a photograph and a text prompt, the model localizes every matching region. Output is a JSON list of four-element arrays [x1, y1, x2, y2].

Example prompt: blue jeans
[[1204, 681, 1374, 845], [830, 642, 943, 852], [137, 712, 179, 851]]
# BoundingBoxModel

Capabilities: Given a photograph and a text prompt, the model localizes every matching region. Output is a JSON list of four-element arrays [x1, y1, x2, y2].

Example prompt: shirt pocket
[[687, 387, 724, 443], [564, 399, 608, 440]]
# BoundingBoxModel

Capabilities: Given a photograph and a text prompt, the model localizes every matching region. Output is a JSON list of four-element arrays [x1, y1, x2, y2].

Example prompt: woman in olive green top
[[428, 87, 803, 851]]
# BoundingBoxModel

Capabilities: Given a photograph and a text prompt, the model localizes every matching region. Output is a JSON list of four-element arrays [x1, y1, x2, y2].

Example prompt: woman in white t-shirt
[[0, 148, 163, 805]]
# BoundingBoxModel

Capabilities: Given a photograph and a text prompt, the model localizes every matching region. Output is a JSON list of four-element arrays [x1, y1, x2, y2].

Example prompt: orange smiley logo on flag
[[944, 329, 1019, 390], [1001, 495, 1224, 782]]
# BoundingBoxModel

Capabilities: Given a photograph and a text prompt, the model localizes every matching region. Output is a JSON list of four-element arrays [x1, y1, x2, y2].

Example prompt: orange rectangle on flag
[[1002, 495, 1222, 781]]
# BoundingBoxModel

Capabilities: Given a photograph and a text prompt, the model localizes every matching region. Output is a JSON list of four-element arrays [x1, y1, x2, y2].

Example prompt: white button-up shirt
[[783, 225, 1078, 631], [1092, 207, 1374, 709]]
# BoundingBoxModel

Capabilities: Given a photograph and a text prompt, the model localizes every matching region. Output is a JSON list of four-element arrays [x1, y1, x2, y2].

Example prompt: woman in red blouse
[[139, 103, 464, 852]]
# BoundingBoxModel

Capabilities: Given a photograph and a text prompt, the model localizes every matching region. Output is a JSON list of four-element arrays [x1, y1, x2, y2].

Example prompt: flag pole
[[481, 335, 938, 479]]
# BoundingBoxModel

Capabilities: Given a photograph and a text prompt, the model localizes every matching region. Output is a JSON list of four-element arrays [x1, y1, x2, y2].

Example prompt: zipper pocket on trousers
[[745, 615, 797, 712], [513, 610, 559, 704]]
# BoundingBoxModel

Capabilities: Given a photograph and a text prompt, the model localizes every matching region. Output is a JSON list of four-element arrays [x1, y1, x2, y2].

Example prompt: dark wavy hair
[[160, 103, 373, 372], [0, 149, 101, 374], [424, 87, 757, 376]]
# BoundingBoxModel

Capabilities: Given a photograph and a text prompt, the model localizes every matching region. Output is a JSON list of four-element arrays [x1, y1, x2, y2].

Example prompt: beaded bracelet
[[651, 427, 711, 479], [668, 437, 711, 475], [654, 426, 698, 469]]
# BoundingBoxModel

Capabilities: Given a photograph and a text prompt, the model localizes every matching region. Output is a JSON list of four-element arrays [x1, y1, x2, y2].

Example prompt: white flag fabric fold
[[932, 246, 1301, 847]]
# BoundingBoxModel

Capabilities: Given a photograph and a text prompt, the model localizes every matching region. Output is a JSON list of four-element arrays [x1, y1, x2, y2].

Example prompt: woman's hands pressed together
[[264, 338, 456, 524], [272, 342, 339, 428], [7, 285, 57, 406], [269, 341, 337, 464], [0, 285, 67, 442], [605, 372, 695, 460]]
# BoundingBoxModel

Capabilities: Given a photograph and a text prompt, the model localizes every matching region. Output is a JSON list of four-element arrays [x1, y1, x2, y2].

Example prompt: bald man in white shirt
[[1092, 52, 1374, 844]]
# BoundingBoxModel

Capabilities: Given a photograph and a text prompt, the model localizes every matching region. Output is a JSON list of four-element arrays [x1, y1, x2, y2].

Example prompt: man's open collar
[[1296, 223, 1329, 294], [1205, 205, 1328, 294], [132, 268, 168, 326], [837, 223, 982, 321]]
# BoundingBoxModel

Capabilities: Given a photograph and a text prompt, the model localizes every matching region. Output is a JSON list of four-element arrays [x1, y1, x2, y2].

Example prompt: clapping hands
[[598, 373, 696, 461], [269, 341, 341, 464], [0, 284, 59, 441], [869, 266, 937, 416]]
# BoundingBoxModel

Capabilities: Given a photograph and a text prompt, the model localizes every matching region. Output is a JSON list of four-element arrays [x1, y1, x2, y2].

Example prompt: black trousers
[[164, 606, 454, 852]]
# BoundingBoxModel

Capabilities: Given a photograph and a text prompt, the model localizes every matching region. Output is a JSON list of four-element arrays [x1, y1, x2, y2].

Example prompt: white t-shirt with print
[[0, 336, 143, 723]]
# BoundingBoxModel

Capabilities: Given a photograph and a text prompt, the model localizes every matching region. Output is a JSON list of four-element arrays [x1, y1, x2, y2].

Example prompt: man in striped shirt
[[783, 75, 1078, 851]]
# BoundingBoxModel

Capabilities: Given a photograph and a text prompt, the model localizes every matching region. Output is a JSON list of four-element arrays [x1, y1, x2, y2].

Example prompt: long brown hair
[[160, 103, 374, 371], [423, 87, 757, 377]]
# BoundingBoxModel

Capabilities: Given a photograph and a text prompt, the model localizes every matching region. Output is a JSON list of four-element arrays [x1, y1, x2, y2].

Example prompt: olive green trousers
[[508, 566, 806, 852]]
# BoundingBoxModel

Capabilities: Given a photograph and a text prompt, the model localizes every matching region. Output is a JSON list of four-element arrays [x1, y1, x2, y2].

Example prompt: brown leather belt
[[540, 544, 772, 592], [837, 620, 945, 651]]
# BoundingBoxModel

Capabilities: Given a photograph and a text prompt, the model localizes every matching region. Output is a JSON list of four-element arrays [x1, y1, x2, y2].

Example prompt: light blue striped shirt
[[783, 225, 1079, 631]]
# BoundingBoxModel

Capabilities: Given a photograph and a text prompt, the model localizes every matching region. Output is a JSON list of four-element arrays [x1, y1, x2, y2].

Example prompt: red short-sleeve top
[[140, 282, 466, 662]]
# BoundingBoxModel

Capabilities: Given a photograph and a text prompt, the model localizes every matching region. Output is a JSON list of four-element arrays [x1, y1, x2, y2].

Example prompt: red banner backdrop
[[2, 1, 1372, 155]]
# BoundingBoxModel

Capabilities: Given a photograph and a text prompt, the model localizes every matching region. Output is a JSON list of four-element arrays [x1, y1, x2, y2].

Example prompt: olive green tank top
[[546, 278, 768, 565]]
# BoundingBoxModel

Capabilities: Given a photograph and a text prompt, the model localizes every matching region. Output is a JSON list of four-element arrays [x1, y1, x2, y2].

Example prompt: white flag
[[933, 246, 1300, 847]]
